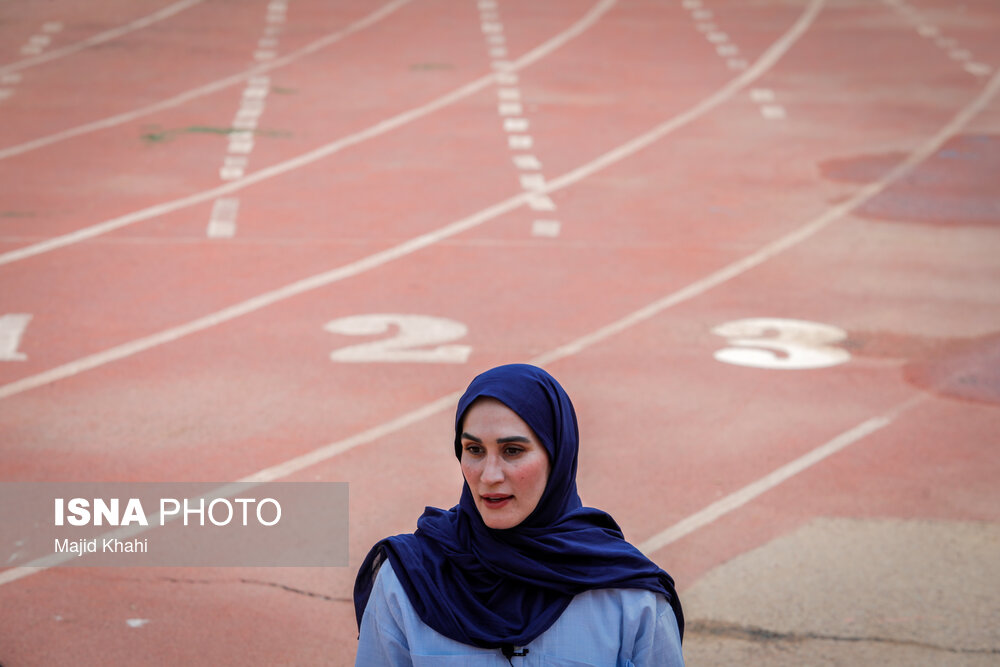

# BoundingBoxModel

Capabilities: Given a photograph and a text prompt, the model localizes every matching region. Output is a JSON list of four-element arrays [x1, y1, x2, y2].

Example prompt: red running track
[[1, 0, 998, 664]]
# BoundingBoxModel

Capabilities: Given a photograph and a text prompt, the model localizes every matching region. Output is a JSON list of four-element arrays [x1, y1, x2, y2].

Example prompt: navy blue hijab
[[354, 364, 683, 649]]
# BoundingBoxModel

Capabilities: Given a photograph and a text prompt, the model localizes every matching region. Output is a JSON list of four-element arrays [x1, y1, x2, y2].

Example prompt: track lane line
[[0, 0, 205, 75], [5, 7, 999, 587], [0, 0, 816, 398], [0, 0, 411, 162], [0, 0, 617, 266]]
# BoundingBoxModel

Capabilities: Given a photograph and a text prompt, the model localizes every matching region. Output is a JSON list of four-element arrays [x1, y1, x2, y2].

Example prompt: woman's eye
[[504, 447, 524, 457], [464, 445, 483, 455]]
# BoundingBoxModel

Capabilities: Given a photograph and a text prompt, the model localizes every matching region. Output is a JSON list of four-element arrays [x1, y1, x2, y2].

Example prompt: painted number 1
[[0, 314, 31, 361], [324, 314, 471, 363], [712, 318, 850, 370]]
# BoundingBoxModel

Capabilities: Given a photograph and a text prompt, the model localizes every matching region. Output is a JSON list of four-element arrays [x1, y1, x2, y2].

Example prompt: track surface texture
[[1, 0, 998, 664]]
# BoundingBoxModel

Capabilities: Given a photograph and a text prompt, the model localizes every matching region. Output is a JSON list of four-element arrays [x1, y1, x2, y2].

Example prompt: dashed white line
[[207, 198, 240, 238], [503, 117, 529, 132], [0, 0, 412, 162], [0, 0, 619, 265], [207, 0, 290, 238], [884, 0, 994, 79], [0, 0, 205, 75], [527, 193, 556, 211], [760, 104, 787, 120], [512, 154, 543, 170], [0, 0, 825, 401], [519, 173, 546, 191], [498, 101, 524, 115], [26, 4, 986, 592], [508, 135, 533, 149], [531, 220, 562, 237]]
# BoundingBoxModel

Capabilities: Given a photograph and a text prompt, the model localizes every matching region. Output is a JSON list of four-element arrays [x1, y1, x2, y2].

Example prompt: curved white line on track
[[0, 0, 411, 162], [4, 0, 998, 588], [0, 0, 616, 265], [4, 54, 998, 583], [0, 0, 205, 75], [0, 0, 811, 398]]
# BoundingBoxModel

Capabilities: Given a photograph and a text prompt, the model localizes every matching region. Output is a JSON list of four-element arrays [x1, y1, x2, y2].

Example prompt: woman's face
[[460, 398, 551, 530]]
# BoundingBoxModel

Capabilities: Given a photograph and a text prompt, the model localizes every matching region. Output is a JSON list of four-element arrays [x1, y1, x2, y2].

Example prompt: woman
[[355, 364, 684, 665]]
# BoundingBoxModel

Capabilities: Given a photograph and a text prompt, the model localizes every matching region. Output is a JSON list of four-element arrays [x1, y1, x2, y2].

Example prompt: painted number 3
[[324, 314, 471, 363], [712, 318, 851, 370]]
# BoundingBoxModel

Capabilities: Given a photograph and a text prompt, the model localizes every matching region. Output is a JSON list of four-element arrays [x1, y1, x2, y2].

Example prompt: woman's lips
[[481, 495, 512, 509]]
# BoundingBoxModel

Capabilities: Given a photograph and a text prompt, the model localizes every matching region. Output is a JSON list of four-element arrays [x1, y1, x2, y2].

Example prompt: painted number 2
[[712, 318, 850, 370], [324, 314, 471, 363]]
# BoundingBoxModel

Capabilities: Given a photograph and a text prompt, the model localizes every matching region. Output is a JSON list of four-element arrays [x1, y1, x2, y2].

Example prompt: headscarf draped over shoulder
[[354, 363, 683, 648]]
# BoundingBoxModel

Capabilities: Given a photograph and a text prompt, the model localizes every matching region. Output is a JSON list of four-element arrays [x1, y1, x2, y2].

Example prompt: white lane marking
[[126, 619, 150, 628], [497, 88, 520, 100], [496, 71, 518, 85], [503, 117, 529, 132], [0, 0, 205, 75], [0, 0, 619, 265], [512, 154, 542, 170], [749, 88, 775, 103], [964, 62, 992, 77], [508, 135, 533, 149], [760, 104, 786, 119], [0, 73, 22, 85], [707, 31, 729, 44], [527, 193, 555, 211], [219, 156, 248, 180], [884, 0, 989, 81], [637, 413, 901, 555], [682, 0, 702, 8], [727, 58, 748, 70], [0, 0, 827, 401], [490, 47, 509, 58], [519, 173, 546, 190], [209, 0, 287, 242], [29, 7, 994, 586], [207, 198, 240, 238], [0, 314, 32, 361], [42, 22, 64, 34], [16, 0, 983, 589], [0, 0, 412, 161], [531, 220, 561, 237], [716, 44, 739, 57], [0, 89, 13, 102], [696, 22, 717, 33], [498, 102, 523, 115], [692, 9, 713, 20], [228, 131, 255, 154]]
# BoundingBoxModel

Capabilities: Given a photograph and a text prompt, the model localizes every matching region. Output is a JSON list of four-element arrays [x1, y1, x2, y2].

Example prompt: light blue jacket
[[356, 562, 684, 666]]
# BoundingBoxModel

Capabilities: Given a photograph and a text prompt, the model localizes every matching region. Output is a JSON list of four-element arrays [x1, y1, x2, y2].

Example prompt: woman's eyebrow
[[497, 436, 531, 445], [460, 433, 532, 445]]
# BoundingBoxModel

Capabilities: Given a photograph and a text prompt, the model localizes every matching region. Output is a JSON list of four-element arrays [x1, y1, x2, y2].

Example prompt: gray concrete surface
[[681, 518, 1000, 665]]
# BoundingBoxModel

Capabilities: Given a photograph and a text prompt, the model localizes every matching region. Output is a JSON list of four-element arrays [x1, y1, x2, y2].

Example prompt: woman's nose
[[481, 455, 504, 484]]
